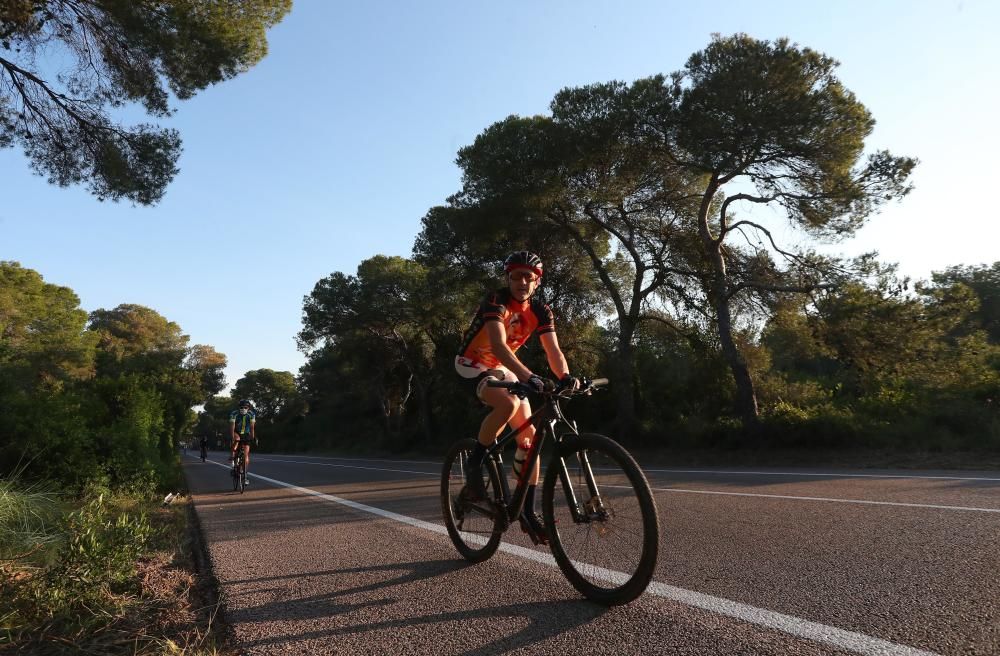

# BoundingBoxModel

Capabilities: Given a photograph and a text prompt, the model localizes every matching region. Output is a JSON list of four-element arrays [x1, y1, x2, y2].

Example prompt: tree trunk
[[699, 181, 760, 434], [415, 378, 434, 442], [613, 319, 639, 439], [713, 278, 760, 431]]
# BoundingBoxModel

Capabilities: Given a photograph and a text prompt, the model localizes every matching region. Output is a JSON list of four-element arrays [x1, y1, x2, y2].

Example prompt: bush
[[0, 484, 179, 653], [0, 475, 64, 564]]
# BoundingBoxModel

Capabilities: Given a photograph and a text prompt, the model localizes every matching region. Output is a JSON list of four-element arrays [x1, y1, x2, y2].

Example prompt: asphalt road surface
[[183, 450, 1000, 655]]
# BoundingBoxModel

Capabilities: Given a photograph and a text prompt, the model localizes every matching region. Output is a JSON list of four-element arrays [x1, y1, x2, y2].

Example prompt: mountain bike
[[440, 378, 660, 605], [231, 444, 248, 493]]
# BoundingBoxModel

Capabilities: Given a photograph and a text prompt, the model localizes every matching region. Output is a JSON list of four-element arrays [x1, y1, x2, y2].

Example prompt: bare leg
[[509, 398, 540, 485], [477, 385, 519, 446]]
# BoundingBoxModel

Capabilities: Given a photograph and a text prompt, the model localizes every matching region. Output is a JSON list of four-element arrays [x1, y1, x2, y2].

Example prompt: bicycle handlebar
[[486, 376, 608, 396]]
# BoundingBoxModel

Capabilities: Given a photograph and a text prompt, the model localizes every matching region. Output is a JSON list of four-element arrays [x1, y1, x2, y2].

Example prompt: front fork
[[555, 440, 608, 525]]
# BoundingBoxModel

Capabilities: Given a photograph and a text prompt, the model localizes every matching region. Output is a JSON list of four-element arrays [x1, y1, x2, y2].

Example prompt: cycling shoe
[[519, 511, 549, 546]]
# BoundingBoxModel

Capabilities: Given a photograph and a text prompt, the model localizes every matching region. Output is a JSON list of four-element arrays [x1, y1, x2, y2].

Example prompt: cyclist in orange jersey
[[454, 251, 579, 541]]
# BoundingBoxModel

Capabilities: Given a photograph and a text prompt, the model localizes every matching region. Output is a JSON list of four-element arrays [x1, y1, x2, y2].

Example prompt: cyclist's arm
[[486, 321, 534, 381], [250, 419, 256, 441], [229, 420, 238, 441], [540, 332, 570, 379]]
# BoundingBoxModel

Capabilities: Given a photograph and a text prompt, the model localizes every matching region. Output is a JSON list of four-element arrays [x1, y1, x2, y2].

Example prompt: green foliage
[[38, 491, 153, 600], [0, 0, 292, 203], [89, 304, 190, 377], [669, 34, 917, 426], [677, 34, 916, 235], [186, 344, 229, 398], [298, 255, 468, 447], [757, 266, 1000, 450], [0, 262, 96, 390], [193, 394, 235, 447], [233, 368, 298, 423], [927, 263, 1000, 344], [0, 474, 64, 562], [0, 482, 205, 654], [1, 265, 226, 491]]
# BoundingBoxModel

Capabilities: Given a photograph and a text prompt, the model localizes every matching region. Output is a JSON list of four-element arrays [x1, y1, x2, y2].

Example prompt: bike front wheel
[[441, 438, 504, 563], [231, 458, 240, 492], [542, 433, 660, 605]]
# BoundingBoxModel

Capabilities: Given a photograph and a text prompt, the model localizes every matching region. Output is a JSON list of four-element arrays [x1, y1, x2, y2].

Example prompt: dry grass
[[0, 496, 231, 656]]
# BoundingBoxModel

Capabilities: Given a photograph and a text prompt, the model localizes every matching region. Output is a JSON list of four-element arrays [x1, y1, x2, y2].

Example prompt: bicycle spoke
[[441, 438, 504, 562], [544, 434, 659, 605]]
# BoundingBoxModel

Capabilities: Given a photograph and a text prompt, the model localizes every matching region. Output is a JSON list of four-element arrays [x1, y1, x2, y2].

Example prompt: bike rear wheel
[[542, 433, 659, 605], [441, 438, 504, 563]]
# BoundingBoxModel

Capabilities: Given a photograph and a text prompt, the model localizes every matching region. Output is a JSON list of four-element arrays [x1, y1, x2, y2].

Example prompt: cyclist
[[454, 250, 579, 543], [199, 434, 208, 461], [229, 399, 256, 484]]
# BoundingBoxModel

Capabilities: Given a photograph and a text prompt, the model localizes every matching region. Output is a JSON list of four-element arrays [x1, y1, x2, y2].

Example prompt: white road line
[[640, 468, 1000, 482], [638, 486, 1000, 513], [193, 458, 938, 656], [239, 455, 1000, 514]]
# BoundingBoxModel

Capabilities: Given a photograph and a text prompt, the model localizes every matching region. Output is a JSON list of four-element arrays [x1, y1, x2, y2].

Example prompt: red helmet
[[503, 251, 543, 278]]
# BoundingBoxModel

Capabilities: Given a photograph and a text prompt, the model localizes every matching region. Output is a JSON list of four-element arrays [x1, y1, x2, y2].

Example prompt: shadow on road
[[229, 558, 609, 655]]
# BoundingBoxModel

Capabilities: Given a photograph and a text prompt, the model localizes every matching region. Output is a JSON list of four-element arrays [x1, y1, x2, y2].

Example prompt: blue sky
[[2, 0, 997, 391]]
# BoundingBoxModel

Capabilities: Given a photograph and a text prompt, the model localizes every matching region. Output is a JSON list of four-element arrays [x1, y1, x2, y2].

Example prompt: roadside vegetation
[[0, 262, 230, 653], [1, 475, 223, 654]]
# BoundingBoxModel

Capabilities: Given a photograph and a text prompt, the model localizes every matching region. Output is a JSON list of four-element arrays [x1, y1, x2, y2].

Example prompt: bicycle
[[440, 377, 660, 605], [231, 444, 248, 493]]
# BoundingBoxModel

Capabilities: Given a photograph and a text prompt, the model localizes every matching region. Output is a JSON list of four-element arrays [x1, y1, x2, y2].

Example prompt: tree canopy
[[0, 261, 95, 390], [0, 0, 291, 204], [0, 265, 228, 487], [429, 34, 917, 432], [233, 368, 297, 423]]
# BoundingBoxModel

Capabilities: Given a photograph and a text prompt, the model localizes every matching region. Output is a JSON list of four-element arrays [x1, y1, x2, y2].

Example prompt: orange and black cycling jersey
[[457, 289, 555, 369]]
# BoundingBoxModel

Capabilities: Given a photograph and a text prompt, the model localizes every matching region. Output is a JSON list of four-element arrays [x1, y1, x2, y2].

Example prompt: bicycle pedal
[[519, 524, 549, 546]]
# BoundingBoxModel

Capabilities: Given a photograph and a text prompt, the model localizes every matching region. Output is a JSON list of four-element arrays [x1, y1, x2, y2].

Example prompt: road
[[183, 450, 1000, 655]]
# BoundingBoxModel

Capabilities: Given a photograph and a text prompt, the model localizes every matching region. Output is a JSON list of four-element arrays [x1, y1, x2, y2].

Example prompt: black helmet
[[238, 399, 251, 409], [503, 251, 543, 277]]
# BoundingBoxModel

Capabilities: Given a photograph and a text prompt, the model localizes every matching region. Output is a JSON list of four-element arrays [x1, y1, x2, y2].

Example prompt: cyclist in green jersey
[[229, 399, 256, 483]]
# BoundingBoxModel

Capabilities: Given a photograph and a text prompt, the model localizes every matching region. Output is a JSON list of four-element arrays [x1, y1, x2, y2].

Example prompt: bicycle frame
[[479, 389, 597, 528]]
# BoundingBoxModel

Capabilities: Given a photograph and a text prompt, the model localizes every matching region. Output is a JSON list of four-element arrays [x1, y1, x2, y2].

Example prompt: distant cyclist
[[454, 251, 579, 543], [229, 399, 256, 483], [199, 434, 208, 461]]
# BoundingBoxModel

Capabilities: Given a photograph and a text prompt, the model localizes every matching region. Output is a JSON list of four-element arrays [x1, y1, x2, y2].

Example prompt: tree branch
[[718, 193, 776, 239], [727, 281, 836, 300], [548, 206, 628, 320]]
